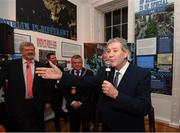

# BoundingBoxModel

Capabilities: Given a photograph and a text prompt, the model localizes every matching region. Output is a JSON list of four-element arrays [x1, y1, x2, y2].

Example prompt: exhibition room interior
[[0, 0, 180, 132]]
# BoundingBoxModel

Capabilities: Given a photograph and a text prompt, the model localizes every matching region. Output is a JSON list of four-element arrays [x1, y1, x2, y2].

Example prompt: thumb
[[49, 61, 57, 68], [49, 61, 61, 75]]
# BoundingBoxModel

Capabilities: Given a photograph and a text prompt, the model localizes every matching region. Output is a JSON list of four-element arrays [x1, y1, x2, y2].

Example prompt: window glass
[[113, 9, 121, 25], [105, 27, 111, 42], [113, 25, 121, 38], [122, 7, 128, 23], [122, 24, 128, 40], [105, 12, 111, 27], [104, 7, 128, 41]]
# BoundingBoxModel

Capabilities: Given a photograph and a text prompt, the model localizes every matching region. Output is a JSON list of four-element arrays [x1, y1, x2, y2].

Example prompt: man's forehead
[[107, 44, 121, 49], [23, 46, 34, 49], [72, 59, 82, 62]]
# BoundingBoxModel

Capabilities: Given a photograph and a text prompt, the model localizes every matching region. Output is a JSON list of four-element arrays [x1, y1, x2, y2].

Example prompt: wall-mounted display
[[135, 0, 174, 95], [57, 60, 68, 69], [61, 42, 81, 58], [16, 0, 77, 40], [39, 49, 55, 64], [14, 33, 31, 53], [136, 56, 155, 69], [84, 43, 106, 74]]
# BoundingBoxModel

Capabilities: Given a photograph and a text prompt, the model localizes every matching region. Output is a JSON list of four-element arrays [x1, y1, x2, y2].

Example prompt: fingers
[[49, 61, 57, 69], [102, 80, 115, 95], [36, 67, 48, 71], [36, 73, 46, 78], [35, 71, 45, 75], [35, 68, 48, 74], [35, 68, 48, 78]]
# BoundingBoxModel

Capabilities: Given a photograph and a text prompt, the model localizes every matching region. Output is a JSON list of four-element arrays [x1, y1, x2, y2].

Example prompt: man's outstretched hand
[[35, 61, 62, 79]]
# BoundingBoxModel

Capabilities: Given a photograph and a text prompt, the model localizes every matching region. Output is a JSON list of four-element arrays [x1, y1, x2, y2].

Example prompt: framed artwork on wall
[[61, 42, 81, 58], [14, 33, 31, 53]]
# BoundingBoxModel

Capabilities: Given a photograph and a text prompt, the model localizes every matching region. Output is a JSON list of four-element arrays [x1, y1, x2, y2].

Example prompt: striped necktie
[[113, 72, 120, 88]]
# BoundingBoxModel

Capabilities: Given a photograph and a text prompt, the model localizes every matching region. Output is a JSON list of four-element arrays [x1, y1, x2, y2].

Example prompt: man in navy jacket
[[36, 37, 152, 132]]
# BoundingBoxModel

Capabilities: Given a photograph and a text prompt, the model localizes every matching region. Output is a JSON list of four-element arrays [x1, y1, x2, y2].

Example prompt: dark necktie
[[113, 72, 120, 88], [76, 71, 80, 76]]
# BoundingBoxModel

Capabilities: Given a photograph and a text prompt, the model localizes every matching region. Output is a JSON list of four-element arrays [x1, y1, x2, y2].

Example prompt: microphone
[[104, 61, 112, 81]]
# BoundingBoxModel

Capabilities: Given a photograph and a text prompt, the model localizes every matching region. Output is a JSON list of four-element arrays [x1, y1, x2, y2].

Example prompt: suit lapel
[[18, 59, 26, 89], [109, 68, 115, 84], [117, 63, 133, 91], [33, 61, 38, 87], [81, 68, 85, 76]]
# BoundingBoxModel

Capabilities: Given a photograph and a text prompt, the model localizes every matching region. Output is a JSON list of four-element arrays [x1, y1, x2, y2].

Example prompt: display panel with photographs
[[14, 33, 31, 53], [16, 0, 77, 40], [39, 49, 55, 64], [84, 43, 106, 74], [135, 0, 174, 95]]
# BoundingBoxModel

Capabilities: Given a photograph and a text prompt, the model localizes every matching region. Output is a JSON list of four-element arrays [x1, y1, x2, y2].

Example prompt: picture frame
[[14, 33, 31, 53], [61, 42, 81, 57]]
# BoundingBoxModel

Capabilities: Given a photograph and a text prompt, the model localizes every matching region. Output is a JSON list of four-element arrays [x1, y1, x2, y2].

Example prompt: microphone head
[[105, 61, 112, 72], [104, 61, 112, 68]]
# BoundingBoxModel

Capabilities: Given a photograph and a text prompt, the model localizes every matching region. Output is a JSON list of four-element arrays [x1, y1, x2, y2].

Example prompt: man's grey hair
[[107, 37, 130, 52], [107, 37, 131, 60], [19, 42, 35, 51]]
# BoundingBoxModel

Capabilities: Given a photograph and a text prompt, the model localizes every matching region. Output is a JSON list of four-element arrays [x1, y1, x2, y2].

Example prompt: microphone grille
[[104, 61, 112, 68]]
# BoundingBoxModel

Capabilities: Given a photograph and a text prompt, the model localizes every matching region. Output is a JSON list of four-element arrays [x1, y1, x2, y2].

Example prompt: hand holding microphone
[[104, 61, 112, 81]]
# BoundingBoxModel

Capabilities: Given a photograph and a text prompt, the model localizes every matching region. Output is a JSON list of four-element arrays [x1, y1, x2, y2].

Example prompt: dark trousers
[[69, 105, 90, 132], [50, 91, 63, 131], [0, 103, 6, 126], [5, 100, 44, 132]]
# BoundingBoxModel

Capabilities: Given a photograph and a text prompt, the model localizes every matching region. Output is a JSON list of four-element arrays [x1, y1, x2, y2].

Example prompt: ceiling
[[95, 0, 128, 13], [76, 0, 128, 13]]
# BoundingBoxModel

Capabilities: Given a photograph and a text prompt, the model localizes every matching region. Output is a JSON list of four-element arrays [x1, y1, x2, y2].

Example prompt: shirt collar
[[75, 69, 82, 73], [22, 58, 34, 64], [115, 61, 129, 75]]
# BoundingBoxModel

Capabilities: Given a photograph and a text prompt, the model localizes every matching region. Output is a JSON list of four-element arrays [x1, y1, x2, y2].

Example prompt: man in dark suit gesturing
[[0, 42, 48, 131], [36, 37, 152, 132]]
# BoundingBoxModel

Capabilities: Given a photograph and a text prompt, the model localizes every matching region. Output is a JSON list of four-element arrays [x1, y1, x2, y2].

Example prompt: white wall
[[0, 0, 16, 20]]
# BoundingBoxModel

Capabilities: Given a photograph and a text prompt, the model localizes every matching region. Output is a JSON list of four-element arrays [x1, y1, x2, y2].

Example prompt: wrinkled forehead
[[106, 42, 122, 49], [21, 45, 35, 50], [71, 58, 82, 63]]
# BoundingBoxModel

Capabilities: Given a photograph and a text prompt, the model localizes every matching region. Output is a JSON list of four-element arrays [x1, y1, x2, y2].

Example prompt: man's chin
[[111, 64, 115, 68], [27, 55, 35, 60]]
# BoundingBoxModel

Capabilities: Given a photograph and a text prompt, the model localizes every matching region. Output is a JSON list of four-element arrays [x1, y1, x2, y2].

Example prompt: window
[[105, 7, 128, 42]]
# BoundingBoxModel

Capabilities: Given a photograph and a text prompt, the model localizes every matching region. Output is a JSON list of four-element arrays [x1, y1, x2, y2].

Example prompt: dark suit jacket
[[46, 63, 64, 108], [0, 59, 48, 116], [64, 68, 94, 108], [60, 63, 151, 131]]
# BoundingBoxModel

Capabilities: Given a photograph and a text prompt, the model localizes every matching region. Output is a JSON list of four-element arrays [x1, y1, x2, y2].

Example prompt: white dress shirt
[[114, 61, 129, 87]]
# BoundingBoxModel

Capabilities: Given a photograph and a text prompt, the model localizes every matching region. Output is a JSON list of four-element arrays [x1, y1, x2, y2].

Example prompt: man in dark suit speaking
[[36, 37, 152, 132], [0, 42, 48, 131]]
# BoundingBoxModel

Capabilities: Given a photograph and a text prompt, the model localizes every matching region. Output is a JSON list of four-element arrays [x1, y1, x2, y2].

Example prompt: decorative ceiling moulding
[[94, 0, 128, 13]]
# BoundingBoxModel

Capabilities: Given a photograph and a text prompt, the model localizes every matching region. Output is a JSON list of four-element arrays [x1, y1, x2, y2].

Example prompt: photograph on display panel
[[16, 0, 77, 40], [14, 33, 31, 53], [135, 0, 174, 95], [39, 49, 55, 64], [84, 43, 106, 74]]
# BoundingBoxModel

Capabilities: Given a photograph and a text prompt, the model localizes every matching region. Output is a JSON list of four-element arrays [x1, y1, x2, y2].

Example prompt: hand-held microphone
[[104, 61, 112, 81]]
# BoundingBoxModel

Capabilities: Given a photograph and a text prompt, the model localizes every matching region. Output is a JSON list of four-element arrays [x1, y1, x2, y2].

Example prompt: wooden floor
[[45, 118, 180, 132]]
